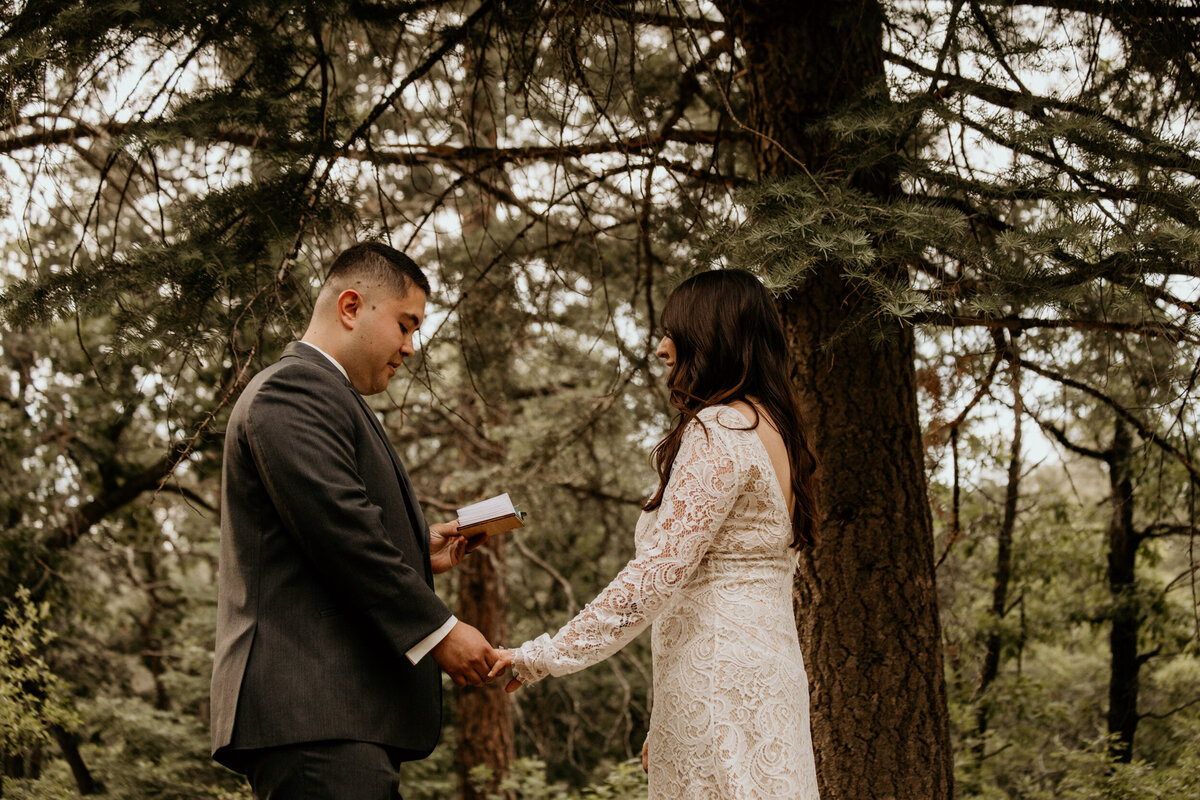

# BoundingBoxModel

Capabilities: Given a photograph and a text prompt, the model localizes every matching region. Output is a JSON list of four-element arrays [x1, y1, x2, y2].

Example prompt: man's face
[[344, 285, 427, 395]]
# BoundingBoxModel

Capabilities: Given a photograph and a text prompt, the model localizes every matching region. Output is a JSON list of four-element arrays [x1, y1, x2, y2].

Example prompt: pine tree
[[3, 1, 1199, 797]]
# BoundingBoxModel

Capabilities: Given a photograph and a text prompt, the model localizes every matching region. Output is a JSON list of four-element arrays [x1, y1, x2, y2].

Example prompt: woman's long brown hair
[[644, 270, 819, 548]]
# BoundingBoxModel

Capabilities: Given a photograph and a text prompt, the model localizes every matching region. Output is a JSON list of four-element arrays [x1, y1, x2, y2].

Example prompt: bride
[[489, 269, 821, 799]]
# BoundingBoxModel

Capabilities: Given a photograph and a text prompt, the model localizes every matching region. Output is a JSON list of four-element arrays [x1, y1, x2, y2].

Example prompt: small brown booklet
[[457, 493, 527, 537]]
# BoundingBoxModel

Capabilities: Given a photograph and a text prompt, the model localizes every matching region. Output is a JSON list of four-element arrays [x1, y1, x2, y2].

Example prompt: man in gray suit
[[210, 243, 497, 798]]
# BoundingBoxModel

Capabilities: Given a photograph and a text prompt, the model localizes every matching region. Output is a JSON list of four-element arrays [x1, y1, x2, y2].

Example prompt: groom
[[210, 243, 497, 798]]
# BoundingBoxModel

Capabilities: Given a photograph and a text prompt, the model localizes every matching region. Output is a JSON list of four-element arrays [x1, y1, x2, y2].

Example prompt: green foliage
[[2, 0, 1199, 797], [929, 369, 1200, 798], [467, 758, 647, 800], [0, 588, 79, 754], [712, 174, 968, 304], [3, 693, 250, 799]]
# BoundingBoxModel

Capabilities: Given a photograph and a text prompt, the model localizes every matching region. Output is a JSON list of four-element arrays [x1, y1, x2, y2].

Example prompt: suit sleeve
[[244, 364, 451, 656]]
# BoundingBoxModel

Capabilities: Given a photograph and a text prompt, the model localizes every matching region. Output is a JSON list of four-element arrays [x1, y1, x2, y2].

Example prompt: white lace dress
[[512, 405, 820, 799]]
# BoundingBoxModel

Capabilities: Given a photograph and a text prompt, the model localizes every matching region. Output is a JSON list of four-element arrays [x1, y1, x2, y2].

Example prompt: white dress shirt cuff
[[406, 615, 457, 665]]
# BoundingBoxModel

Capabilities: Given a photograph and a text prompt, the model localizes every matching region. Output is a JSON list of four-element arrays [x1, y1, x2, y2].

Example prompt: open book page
[[457, 492, 526, 536]]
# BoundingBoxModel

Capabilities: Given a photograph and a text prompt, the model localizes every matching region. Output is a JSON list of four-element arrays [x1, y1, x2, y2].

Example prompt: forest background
[[1, 1, 1199, 799]]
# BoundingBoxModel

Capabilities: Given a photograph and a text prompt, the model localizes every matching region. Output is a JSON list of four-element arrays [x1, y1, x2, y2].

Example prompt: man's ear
[[335, 289, 363, 329]]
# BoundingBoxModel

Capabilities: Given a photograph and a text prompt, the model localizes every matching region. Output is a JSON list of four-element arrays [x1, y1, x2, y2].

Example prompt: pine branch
[[320, 130, 743, 173], [945, 107, 1200, 229], [510, 534, 580, 617], [1140, 523, 1199, 539], [39, 442, 192, 553], [1163, 563, 1200, 594], [0, 120, 738, 167], [152, 483, 217, 514], [1139, 696, 1200, 721], [636, 32, 733, 283], [887, 51, 1200, 176], [930, 348, 1005, 436], [337, 0, 499, 160], [969, 1, 1035, 97], [910, 184, 1200, 302], [1134, 280, 1200, 314], [344, 0, 447, 23], [594, 4, 724, 33], [1015, 357, 1200, 482], [976, 0, 1200, 20], [278, 0, 501, 281], [550, 479, 645, 507], [910, 312, 1196, 343], [1025, 406, 1108, 461], [931, 0, 968, 93]]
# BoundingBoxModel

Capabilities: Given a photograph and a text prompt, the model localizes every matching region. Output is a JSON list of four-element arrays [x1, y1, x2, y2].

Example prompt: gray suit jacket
[[210, 342, 452, 765]]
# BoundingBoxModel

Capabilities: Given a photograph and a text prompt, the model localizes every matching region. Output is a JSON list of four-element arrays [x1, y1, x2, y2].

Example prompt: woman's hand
[[486, 648, 526, 692], [641, 738, 649, 773]]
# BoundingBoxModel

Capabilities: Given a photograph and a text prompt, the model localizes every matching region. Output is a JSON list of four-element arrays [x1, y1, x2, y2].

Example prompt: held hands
[[431, 621, 499, 687], [431, 623, 525, 690], [429, 520, 489, 574], [486, 648, 525, 693]]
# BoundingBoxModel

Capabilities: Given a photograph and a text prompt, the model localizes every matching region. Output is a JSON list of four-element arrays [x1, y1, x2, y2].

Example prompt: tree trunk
[[450, 395, 515, 799], [456, 534, 514, 798], [714, 2, 954, 798], [452, 397, 514, 800], [972, 341, 1023, 767], [452, 35, 516, 796], [135, 548, 172, 712], [1105, 418, 1139, 762], [50, 725, 98, 795]]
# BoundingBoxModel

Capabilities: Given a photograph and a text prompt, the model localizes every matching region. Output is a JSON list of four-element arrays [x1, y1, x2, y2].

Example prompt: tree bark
[[714, 2, 954, 798], [452, 34, 516, 796], [50, 725, 98, 795], [451, 397, 516, 799], [455, 534, 514, 798], [1105, 418, 1140, 762], [452, 399, 514, 800], [1034, 414, 1143, 761], [39, 442, 189, 554], [972, 341, 1023, 767]]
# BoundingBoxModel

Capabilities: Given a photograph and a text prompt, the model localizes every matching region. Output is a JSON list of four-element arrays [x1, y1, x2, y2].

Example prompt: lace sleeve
[[513, 412, 740, 684]]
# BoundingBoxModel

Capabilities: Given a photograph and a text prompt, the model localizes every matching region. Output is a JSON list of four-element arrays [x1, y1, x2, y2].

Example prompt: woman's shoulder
[[695, 403, 756, 431], [682, 405, 754, 451], [675, 407, 748, 482]]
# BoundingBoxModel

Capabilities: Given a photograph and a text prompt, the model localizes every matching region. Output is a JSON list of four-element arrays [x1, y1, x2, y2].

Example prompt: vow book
[[457, 492, 527, 537]]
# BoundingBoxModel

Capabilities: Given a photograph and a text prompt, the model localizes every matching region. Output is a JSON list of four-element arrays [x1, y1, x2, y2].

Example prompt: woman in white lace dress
[[489, 270, 821, 799]]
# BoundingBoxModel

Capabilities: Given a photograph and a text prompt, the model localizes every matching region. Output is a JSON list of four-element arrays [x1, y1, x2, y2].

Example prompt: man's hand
[[429, 520, 466, 574], [429, 520, 489, 574], [431, 621, 497, 687]]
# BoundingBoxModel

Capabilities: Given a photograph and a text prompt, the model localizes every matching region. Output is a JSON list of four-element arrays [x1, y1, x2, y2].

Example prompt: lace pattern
[[514, 406, 820, 799]]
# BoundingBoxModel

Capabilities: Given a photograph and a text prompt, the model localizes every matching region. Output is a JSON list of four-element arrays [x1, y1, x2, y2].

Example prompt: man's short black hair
[[324, 242, 430, 298]]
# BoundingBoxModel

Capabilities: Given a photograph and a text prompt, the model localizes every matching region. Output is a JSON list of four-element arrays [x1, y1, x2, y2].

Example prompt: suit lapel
[[348, 390, 430, 552]]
